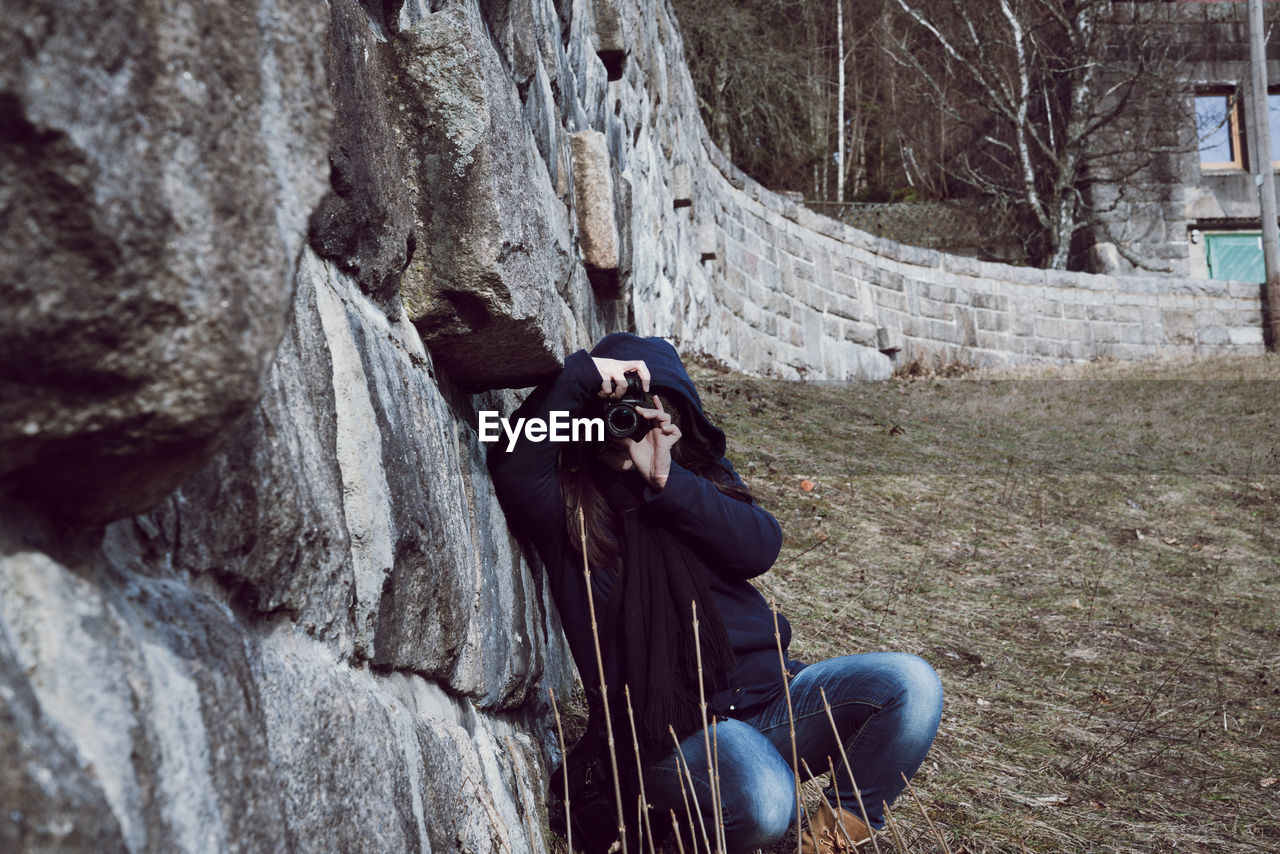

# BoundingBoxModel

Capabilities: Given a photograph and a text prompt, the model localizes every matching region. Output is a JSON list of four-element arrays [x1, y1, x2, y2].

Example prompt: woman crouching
[[489, 332, 943, 853]]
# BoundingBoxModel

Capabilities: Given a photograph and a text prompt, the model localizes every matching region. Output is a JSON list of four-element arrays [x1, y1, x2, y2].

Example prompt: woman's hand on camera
[[626, 395, 680, 491], [590, 357, 650, 398]]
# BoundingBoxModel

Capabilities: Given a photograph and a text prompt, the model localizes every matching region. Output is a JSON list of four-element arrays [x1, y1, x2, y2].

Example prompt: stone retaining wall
[[695, 150, 1265, 378], [599, 3, 1265, 383]]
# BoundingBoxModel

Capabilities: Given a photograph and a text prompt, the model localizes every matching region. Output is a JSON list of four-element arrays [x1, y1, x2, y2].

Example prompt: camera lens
[[605, 405, 638, 438]]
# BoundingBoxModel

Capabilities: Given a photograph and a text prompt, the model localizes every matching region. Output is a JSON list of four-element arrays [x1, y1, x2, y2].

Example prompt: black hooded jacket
[[488, 333, 802, 718]]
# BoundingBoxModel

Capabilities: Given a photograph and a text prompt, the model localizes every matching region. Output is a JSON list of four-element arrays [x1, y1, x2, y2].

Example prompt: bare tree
[[672, 0, 828, 192], [883, 0, 1190, 270], [675, 0, 936, 205]]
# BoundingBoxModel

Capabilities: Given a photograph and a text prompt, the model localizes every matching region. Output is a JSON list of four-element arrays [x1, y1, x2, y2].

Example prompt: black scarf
[[597, 472, 736, 757]]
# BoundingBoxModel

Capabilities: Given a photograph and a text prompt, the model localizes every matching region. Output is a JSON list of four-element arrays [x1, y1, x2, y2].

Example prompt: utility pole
[[1248, 0, 1280, 350], [837, 0, 845, 204]]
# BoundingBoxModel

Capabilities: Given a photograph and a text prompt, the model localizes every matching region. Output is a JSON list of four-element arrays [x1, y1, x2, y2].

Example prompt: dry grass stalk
[[579, 506, 628, 854], [456, 772, 516, 854], [825, 755, 855, 850], [549, 687, 573, 854], [712, 718, 724, 853], [817, 687, 881, 854], [1062, 628, 1216, 783], [666, 725, 701, 853], [692, 600, 727, 854], [504, 734, 541, 852], [900, 772, 950, 854], [669, 725, 714, 854], [882, 802, 909, 852], [801, 758, 857, 851], [670, 810, 688, 854], [770, 598, 804, 854], [624, 686, 658, 854], [637, 795, 646, 853]]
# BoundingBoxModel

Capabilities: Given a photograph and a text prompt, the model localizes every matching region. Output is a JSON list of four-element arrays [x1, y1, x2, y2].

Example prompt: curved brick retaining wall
[[666, 140, 1266, 381]]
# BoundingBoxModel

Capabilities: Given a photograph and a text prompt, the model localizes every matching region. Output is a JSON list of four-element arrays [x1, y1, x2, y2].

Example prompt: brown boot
[[800, 800, 873, 853]]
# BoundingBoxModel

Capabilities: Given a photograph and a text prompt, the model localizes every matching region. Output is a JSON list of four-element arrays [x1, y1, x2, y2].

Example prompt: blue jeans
[[641, 653, 943, 853]]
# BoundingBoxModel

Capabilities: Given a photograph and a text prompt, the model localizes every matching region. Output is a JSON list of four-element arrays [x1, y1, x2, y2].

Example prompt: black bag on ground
[[547, 702, 626, 854]]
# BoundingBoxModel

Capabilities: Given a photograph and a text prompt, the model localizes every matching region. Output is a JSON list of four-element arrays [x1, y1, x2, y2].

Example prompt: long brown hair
[[561, 392, 753, 568]]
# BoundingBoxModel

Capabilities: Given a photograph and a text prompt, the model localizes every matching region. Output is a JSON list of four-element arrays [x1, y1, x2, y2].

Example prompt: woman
[[489, 333, 943, 853]]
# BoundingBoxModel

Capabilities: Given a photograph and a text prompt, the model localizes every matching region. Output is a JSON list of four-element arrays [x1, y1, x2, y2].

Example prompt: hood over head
[[589, 332, 726, 458]]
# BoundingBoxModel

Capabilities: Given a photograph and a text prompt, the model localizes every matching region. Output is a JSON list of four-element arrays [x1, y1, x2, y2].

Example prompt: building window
[[1197, 93, 1243, 169]]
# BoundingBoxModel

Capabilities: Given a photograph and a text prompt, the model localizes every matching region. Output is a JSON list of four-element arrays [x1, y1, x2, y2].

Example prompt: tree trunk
[[713, 59, 732, 163]]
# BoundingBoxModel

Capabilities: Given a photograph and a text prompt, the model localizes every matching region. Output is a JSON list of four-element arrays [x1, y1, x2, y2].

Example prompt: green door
[[1204, 232, 1265, 282]]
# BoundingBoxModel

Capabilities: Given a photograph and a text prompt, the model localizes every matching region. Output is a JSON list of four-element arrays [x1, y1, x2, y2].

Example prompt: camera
[[598, 370, 652, 441]]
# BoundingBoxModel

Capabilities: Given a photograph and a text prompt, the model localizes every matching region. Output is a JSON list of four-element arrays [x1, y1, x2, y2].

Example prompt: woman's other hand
[[626, 395, 680, 491], [591, 357, 650, 398]]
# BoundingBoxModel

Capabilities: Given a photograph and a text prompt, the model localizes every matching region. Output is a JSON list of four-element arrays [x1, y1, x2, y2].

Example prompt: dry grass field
[[686, 354, 1280, 853]]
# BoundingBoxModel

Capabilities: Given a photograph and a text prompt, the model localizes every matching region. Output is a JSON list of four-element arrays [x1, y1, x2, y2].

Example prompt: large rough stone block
[[296, 252, 550, 704], [144, 265, 356, 650], [0, 0, 331, 523], [0, 540, 291, 853], [0, 627, 127, 852], [877, 325, 903, 353], [394, 1, 572, 388], [128, 248, 558, 703], [592, 0, 628, 80], [250, 634, 427, 853], [307, 0, 416, 312], [1162, 308, 1197, 345], [1228, 326, 1265, 346], [672, 163, 694, 208], [480, 0, 561, 91], [700, 221, 720, 261], [3, 490, 567, 854], [571, 130, 622, 296]]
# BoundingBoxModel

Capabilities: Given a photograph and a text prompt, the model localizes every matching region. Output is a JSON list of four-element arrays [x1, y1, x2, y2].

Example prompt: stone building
[[1088, 0, 1280, 281]]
